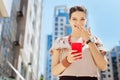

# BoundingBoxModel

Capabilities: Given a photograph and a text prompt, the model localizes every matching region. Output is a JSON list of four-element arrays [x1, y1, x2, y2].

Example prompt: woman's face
[[69, 11, 87, 32]]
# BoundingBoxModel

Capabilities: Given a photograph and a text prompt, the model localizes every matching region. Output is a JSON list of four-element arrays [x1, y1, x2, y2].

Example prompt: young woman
[[50, 5, 108, 80]]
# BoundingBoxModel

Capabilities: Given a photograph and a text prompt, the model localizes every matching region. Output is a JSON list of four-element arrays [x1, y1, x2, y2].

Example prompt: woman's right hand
[[67, 50, 83, 63]]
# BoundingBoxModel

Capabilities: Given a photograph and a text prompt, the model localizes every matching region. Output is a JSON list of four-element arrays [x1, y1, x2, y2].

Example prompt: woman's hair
[[69, 6, 87, 19]]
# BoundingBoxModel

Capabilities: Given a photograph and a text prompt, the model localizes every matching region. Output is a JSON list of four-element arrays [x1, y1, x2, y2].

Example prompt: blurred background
[[0, 0, 120, 80]]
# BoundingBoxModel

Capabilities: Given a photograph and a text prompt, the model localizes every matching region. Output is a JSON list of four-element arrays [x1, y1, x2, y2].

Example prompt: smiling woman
[[50, 5, 108, 80]]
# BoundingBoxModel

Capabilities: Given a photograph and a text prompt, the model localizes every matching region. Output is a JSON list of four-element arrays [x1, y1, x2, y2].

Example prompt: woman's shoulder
[[50, 36, 70, 52], [59, 36, 69, 39], [55, 36, 69, 42]]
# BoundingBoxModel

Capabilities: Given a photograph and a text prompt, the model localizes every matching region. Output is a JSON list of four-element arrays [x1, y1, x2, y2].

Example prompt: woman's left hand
[[78, 25, 92, 41]]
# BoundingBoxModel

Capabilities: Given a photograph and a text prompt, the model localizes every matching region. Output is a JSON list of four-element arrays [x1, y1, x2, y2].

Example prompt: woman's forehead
[[71, 11, 86, 18]]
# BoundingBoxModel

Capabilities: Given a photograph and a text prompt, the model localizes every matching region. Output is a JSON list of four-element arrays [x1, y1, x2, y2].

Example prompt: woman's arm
[[88, 42, 108, 71], [78, 26, 108, 71], [51, 49, 66, 76], [51, 49, 81, 75]]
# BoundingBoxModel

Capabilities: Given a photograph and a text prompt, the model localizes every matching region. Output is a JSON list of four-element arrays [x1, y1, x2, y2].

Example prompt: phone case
[[71, 43, 82, 54]]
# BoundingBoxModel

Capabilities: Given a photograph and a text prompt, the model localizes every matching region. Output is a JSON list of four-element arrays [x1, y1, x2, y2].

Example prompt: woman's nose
[[76, 21, 82, 26], [76, 20, 81, 24]]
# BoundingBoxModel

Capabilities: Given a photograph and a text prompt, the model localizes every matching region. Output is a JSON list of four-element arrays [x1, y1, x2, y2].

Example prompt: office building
[[45, 35, 52, 80], [0, 0, 43, 80], [101, 46, 120, 80]]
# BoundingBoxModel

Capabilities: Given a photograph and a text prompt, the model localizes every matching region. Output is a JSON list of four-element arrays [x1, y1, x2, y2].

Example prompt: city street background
[[0, 0, 120, 80]]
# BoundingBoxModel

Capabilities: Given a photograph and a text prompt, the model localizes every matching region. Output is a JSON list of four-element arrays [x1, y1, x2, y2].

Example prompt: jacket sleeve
[[94, 36, 107, 55], [50, 37, 70, 54]]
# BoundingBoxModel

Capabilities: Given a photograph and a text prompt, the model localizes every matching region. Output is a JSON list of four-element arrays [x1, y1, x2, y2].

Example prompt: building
[[17, 0, 43, 80], [53, 6, 71, 42], [0, 22, 3, 66], [44, 6, 71, 80], [44, 6, 72, 80], [45, 35, 52, 80], [0, 0, 13, 17], [101, 51, 114, 80], [0, 0, 43, 80], [0, 0, 23, 79], [65, 24, 72, 36], [101, 46, 120, 80]]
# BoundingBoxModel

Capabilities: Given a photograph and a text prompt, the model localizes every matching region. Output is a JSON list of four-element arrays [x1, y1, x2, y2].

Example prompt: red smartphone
[[71, 43, 82, 54]]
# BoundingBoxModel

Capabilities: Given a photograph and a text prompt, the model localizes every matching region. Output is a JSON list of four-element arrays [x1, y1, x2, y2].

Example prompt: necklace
[[68, 35, 72, 45]]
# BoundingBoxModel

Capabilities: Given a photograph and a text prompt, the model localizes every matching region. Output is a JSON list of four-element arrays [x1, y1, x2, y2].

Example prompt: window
[[108, 69, 110, 72], [55, 37, 57, 40], [60, 19, 63, 22], [55, 17, 58, 21], [102, 74, 106, 78], [50, 39, 52, 42], [29, 8, 32, 20], [118, 52, 120, 57], [55, 23, 58, 26], [55, 32, 58, 36], [27, 34, 30, 44], [108, 74, 111, 77], [60, 23, 63, 26], [34, 1, 37, 13], [107, 64, 110, 67], [17, 0, 24, 17], [55, 28, 58, 31], [60, 32, 63, 35], [31, 36, 35, 49], [20, 62, 26, 79], [60, 28, 63, 30], [32, 17, 36, 32], [117, 46, 120, 52]]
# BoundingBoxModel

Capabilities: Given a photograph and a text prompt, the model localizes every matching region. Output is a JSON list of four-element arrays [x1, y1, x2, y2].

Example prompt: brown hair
[[69, 6, 87, 19]]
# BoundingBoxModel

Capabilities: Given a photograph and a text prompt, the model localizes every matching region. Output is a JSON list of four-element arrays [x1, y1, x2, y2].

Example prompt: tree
[[40, 74, 44, 80]]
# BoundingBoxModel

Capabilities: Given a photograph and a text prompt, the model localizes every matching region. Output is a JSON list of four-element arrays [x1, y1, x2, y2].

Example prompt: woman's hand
[[67, 50, 83, 63], [77, 24, 92, 41]]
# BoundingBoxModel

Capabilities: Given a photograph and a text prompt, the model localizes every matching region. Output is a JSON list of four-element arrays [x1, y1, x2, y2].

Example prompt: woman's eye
[[81, 18, 85, 20], [72, 18, 76, 20], [81, 18, 86, 21]]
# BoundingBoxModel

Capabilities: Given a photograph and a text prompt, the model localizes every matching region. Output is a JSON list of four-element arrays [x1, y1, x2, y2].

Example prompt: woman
[[50, 5, 108, 80]]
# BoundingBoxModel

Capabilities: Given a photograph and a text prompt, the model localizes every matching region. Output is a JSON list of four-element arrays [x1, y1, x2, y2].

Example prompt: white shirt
[[50, 36, 106, 77]]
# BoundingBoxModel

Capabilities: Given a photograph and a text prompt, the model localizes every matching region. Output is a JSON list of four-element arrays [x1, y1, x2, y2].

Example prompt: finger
[[73, 53, 82, 57], [74, 54, 83, 60], [78, 26, 84, 31], [75, 56, 83, 60], [87, 27, 92, 35], [76, 24, 84, 31], [72, 52, 82, 57]]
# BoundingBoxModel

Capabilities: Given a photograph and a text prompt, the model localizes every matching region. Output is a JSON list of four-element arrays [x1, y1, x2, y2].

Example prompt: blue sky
[[40, 0, 120, 74]]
